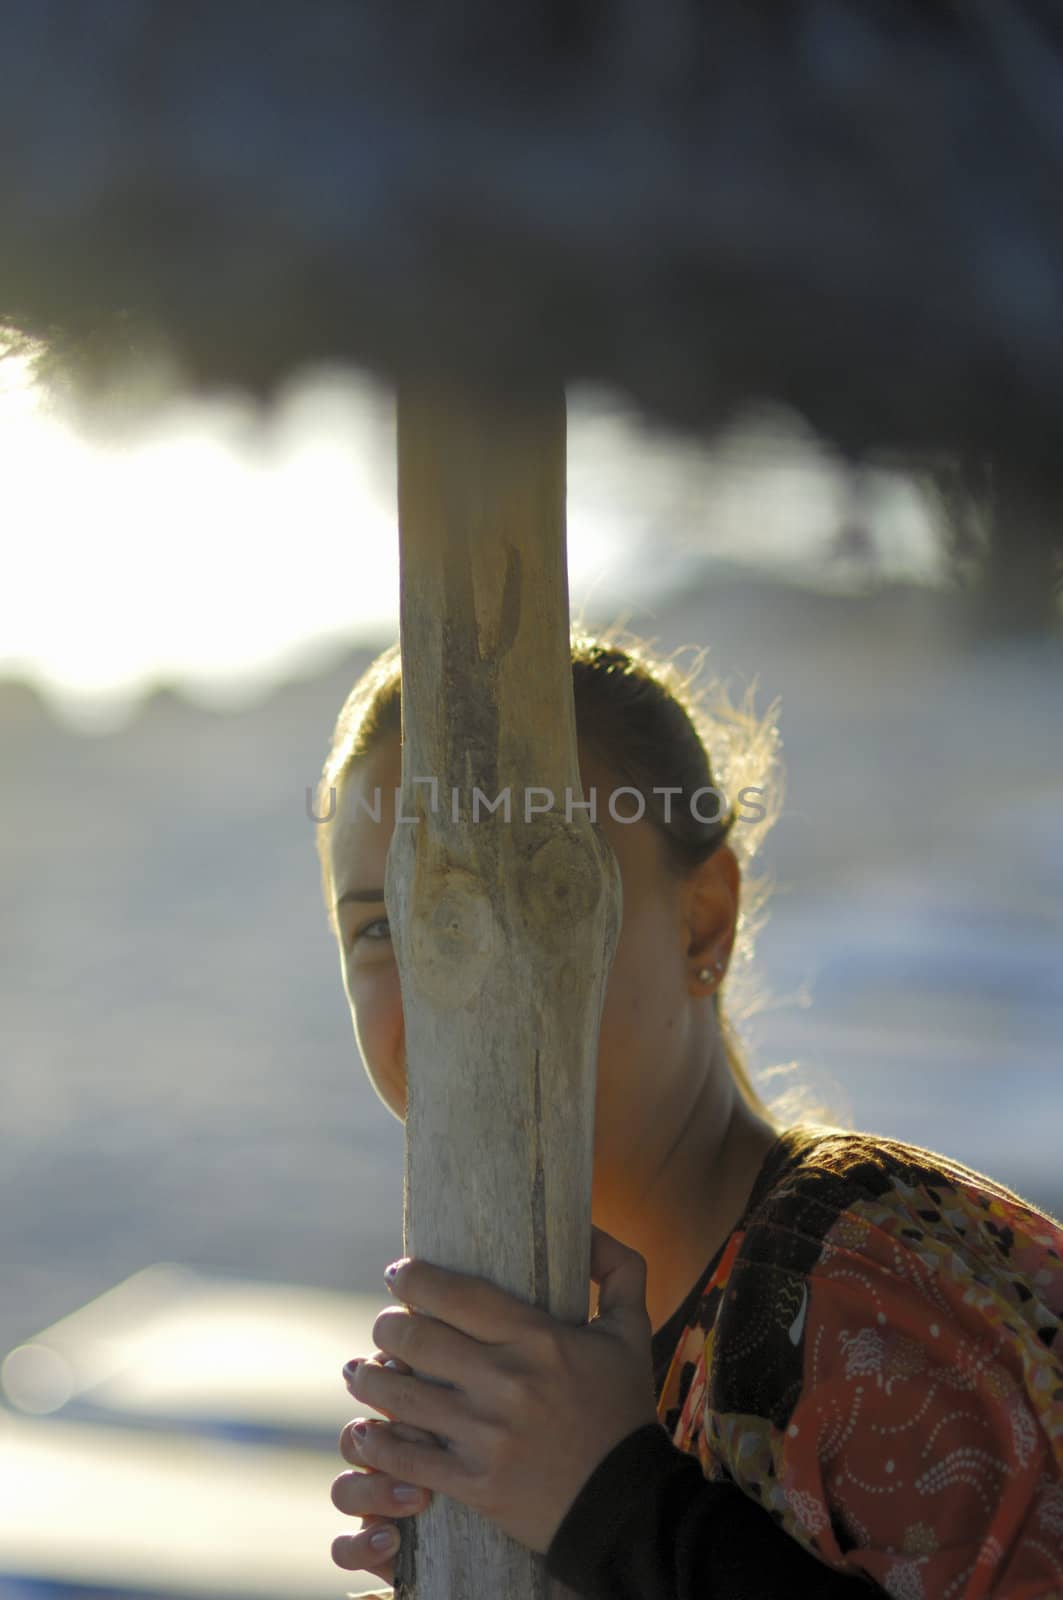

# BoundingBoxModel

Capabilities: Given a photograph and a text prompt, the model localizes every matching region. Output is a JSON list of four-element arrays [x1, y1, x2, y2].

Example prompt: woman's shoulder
[[702, 1128, 1063, 1595], [715, 1121, 1063, 1421], [694, 1132, 1063, 1593], [747, 1120, 1063, 1259]]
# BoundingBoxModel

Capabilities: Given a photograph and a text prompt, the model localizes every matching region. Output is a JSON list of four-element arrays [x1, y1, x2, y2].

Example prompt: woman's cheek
[[348, 964, 405, 1105], [379, 979, 408, 1116]]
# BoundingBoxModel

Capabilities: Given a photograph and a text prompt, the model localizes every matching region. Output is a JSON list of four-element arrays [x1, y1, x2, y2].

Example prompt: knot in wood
[[514, 815, 606, 947], [408, 868, 495, 1007]]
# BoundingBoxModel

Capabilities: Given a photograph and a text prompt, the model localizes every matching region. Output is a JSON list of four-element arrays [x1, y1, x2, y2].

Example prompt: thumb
[[589, 1223, 650, 1328]]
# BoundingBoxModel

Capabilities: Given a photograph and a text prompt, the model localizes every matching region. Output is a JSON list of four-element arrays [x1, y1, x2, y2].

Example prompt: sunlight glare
[[0, 367, 402, 730]]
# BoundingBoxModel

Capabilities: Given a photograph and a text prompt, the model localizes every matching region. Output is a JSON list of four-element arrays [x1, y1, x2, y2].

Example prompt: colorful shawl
[[654, 1126, 1063, 1596]]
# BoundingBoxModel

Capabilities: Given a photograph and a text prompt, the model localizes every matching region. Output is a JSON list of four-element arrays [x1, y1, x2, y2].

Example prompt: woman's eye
[[352, 917, 390, 946]]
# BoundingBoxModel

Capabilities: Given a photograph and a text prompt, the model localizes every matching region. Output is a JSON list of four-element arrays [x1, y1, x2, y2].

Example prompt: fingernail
[[383, 1358, 401, 1371], [370, 1524, 398, 1550], [385, 1258, 408, 1282], [393, 1482, 421, 1501], [342, 1359, 361, 1382]]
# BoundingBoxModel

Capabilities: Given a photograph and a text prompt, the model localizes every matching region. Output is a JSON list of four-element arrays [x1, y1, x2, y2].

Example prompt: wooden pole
[[387, 377, 622, 1598]]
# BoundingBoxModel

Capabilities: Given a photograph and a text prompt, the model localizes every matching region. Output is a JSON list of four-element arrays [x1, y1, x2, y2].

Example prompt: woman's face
[[325, 729, 738, 1215]]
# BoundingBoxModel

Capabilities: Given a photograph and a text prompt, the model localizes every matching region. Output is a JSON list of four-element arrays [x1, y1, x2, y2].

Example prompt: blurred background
[[1, 349, 1061, 1598]]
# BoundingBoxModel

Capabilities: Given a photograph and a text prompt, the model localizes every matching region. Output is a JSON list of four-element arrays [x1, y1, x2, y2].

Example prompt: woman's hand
[[331, 1354, 437, 1588], [337, 1225, 659, 1558]]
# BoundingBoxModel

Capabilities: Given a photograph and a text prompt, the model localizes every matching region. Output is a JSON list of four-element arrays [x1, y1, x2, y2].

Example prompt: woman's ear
[[682, 844, 740, 974]]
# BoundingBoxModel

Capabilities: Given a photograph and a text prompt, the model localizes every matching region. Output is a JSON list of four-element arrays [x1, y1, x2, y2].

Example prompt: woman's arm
[[545, 1421, 882, 1599]]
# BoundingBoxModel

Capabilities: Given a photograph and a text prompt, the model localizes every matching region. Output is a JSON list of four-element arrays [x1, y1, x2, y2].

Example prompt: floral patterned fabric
[[655, 1126, 1063, 1598]]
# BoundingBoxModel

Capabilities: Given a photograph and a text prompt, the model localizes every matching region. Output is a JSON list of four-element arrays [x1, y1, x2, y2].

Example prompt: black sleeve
[[544, 1422, 883, 1599]]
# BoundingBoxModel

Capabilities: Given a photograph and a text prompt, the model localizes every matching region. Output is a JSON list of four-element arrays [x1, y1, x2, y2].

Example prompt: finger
[[340, 1415, 442, 1468], [348, 1417, 459, 1499], [331, 1465, 431, 1518], [343, 1354, 418, 1408], [383, 1257, 546, 1346], [331, 1521, 400, 1576], [589, 1223, 649, 1323], [347, 1352, 465, 1443], [342, 1353, 412, 1393]]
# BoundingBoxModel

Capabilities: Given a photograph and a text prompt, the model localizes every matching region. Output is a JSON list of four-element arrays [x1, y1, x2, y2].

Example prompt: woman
[[316, 630, 1063, 1597]]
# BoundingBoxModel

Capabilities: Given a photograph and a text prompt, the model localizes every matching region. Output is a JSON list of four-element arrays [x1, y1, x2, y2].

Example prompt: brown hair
[[315, 621, 800, 1127]]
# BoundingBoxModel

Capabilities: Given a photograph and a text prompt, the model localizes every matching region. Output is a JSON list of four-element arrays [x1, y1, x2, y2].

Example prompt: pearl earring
[[697, 959, 725, 982]]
